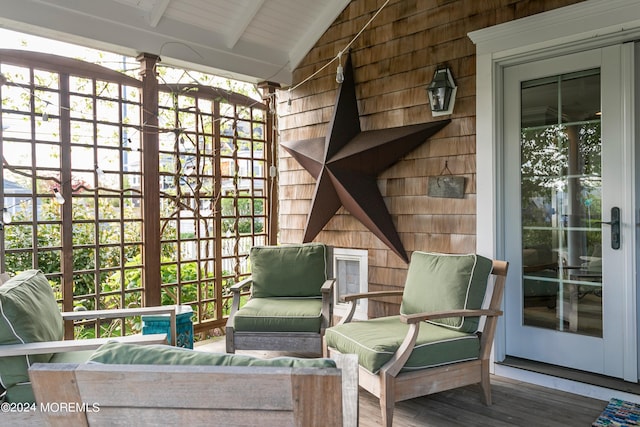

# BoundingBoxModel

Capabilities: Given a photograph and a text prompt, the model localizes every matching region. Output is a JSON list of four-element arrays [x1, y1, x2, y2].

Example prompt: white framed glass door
[[503, 46, 634, 378]]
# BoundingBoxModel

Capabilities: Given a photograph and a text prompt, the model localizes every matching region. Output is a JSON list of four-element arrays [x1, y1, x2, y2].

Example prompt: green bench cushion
[[88, 341, 336, 368], [0, 270, 64, 402], [230, 298, 323, 332], [325, 315, 479, 374], [400, 252, 493, 333], [251, 243, 328, 298]]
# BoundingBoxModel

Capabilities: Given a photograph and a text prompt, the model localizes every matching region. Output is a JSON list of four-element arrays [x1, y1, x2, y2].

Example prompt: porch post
[[138, 53, 161, 306], [60, 73, 74, 339], [258, 81, 280, 245]]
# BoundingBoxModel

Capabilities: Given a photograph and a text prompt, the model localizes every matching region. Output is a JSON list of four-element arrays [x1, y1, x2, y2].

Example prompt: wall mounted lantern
[[427, 66, 457, 116]]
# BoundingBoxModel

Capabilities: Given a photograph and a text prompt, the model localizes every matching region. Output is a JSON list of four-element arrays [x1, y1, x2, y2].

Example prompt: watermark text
[[1, 401, 100, 413]]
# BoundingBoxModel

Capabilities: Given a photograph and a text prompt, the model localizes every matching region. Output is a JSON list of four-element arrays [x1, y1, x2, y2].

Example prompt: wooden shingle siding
[[278, 0, 585, 317]]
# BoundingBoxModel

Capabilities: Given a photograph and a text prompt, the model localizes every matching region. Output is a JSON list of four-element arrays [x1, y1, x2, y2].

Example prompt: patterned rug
[[593, 398, 640, 426]]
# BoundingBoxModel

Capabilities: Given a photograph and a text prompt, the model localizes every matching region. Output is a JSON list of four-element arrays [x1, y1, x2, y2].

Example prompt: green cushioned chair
[[226, 243, 335, 355], [0, 269, 174, 426], [324, 252, 509, 427]]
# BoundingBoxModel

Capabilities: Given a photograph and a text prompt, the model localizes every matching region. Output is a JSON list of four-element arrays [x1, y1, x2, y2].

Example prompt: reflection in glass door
[[520, 70, 603, 337]]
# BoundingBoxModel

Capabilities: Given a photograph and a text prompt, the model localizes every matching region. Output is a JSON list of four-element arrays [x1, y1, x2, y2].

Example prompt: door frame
[[469, 0, 640, 382], [503, 46, 629, 377]]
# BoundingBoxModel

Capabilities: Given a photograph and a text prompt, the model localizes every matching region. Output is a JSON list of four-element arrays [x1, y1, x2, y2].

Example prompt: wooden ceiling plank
[[147, 0, 171, 27], [225, 0, 266, 49]]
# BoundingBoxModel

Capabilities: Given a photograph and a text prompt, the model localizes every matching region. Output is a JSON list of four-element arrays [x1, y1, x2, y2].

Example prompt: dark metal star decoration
[[281, 56, 450, 262]]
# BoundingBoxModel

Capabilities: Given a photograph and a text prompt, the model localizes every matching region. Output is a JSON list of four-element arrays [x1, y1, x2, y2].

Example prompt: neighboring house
[[3, 179, 32, 219]]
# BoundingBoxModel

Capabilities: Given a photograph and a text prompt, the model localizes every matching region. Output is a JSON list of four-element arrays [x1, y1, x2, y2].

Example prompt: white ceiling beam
[[0, 0, 291, 83], [147, 0, 171, 28], [225, 0, 265, 49], [0, 0, 350, 85]]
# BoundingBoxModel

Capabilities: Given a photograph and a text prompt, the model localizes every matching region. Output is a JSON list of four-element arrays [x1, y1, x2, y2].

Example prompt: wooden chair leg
[[225, 327, 235, 353], [380, 372, 395, 427], [480, 359, 492, 405]]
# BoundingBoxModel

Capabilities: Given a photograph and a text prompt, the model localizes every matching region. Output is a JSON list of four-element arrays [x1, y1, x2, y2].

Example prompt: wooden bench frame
[[29, 353, 359, 427]]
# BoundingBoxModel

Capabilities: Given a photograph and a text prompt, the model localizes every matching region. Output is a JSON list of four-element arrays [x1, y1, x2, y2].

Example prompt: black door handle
[[597, 207, 620, 250]]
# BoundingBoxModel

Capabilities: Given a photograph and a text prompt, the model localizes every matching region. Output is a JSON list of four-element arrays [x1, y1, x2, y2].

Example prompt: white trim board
[[470, 0, 640, 58], [494, 365, 640, 404]]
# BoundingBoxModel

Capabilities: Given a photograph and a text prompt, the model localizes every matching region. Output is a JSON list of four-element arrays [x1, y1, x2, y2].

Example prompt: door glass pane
[[520, 69, 602, 337]]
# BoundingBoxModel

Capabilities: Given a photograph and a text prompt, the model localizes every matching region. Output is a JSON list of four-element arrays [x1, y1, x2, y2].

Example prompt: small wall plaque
[[428, 176, 465, 198]]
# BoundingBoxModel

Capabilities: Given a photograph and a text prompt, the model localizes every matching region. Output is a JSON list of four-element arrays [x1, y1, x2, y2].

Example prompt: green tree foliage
[[221, 197, 264, 234]]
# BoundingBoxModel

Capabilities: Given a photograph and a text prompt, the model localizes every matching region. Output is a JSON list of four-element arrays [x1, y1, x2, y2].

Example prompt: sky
[[0, 28, 138, 74]]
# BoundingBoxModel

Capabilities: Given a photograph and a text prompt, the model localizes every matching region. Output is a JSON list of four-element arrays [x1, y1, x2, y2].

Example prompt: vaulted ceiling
[[0, 0, 351, 85]]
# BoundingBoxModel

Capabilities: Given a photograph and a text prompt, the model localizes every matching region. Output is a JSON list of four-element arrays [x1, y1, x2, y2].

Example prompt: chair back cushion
[[400, 252, 493, 333], [88, 341, 336, 368], [0, 270, 64, 402], [251, 243, 328, 298]]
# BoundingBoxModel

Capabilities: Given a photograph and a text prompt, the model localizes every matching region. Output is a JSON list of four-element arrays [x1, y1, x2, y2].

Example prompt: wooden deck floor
[[358, 376, 606, 427], [195, 339, 607, 426]]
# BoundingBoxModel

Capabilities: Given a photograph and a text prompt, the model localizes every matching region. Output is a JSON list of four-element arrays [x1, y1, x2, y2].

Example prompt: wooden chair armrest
[[229, 277, 252, 294], [60, 305, 176, 321], [341, 290, 403, 303], [321, 279, 336, 329], [379, 322, 421, 377], [227, 278, 253, 320], [0, 333, 168, 357], [61, 306, 178, 346], [321, 278, 335, 294], [400, 309, 503, 324]]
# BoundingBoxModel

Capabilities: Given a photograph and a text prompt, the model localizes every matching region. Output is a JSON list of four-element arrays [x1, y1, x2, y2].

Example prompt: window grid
[[157, 86, 267, 329]]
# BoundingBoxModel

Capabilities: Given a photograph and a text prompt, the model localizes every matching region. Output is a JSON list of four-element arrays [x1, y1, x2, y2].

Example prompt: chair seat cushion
[[88, 341, 336, 369], [231, 298, 323, 333], [325, 316, 480, 374]]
